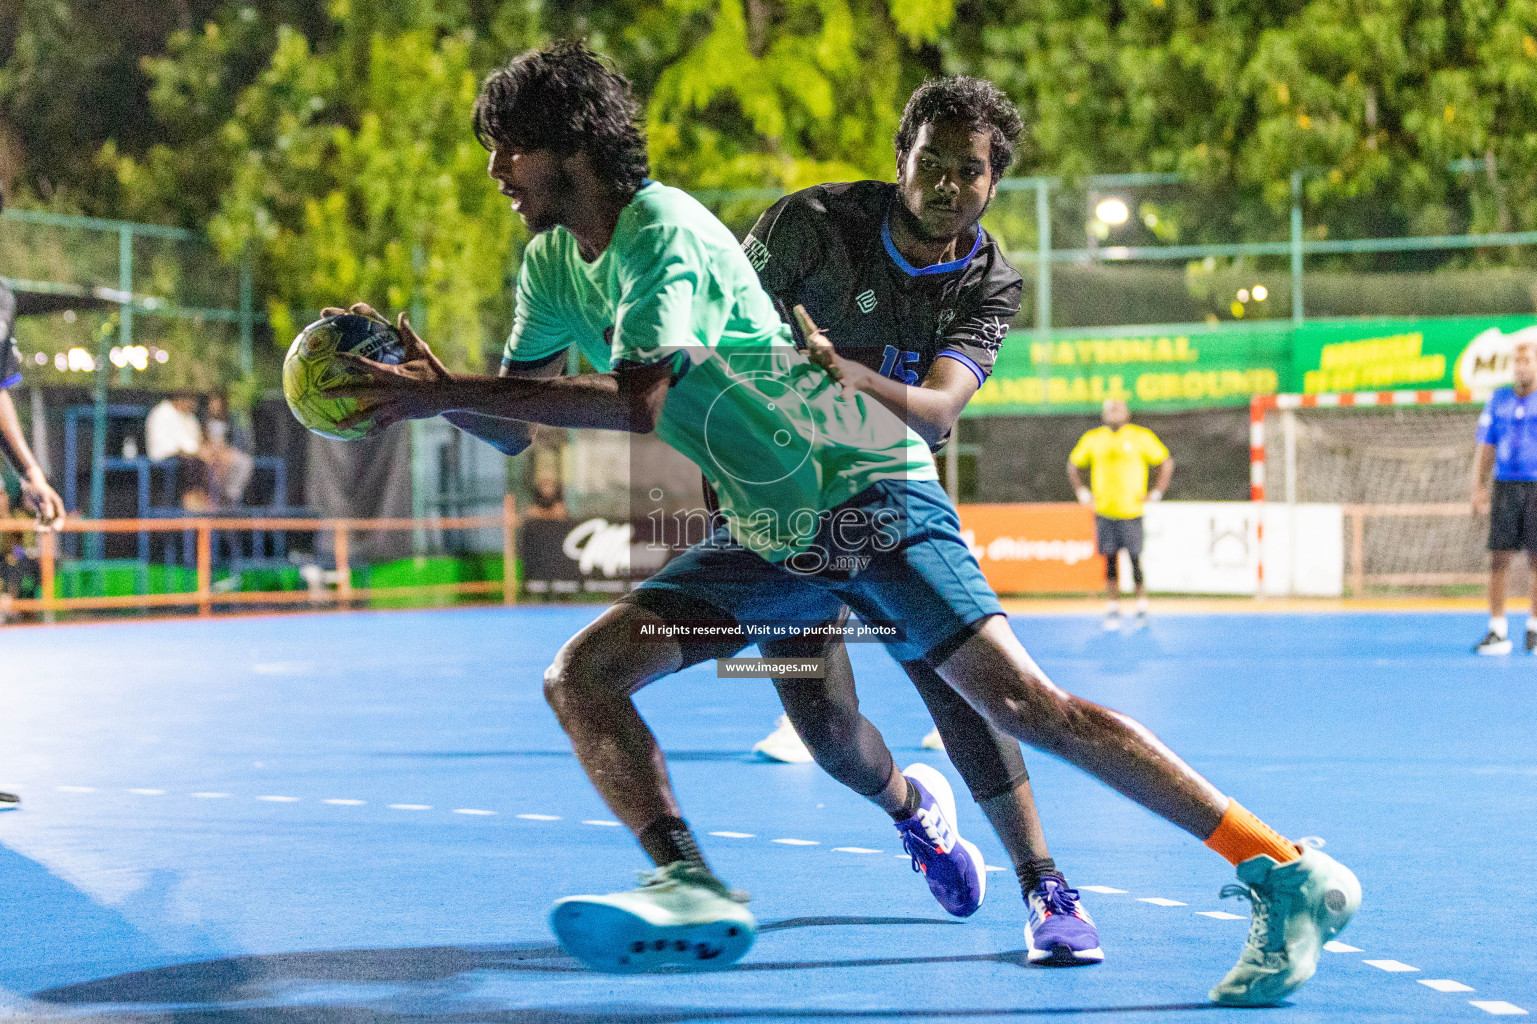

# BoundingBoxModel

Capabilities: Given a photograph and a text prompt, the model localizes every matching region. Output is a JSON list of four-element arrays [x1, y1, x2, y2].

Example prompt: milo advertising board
[[1290, 316, 1537, 398]]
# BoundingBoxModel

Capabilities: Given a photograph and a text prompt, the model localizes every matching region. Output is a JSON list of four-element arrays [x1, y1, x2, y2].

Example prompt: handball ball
[[283, 313, 406, 440]]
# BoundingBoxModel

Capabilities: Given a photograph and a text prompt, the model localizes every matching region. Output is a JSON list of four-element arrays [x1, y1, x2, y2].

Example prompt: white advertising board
[[1136, 502, 1343, 596]]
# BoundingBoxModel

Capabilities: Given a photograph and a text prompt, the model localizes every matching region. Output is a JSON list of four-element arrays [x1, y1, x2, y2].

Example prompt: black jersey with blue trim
[[0, 282, 20, 389], [742, 180, 1021, 412]]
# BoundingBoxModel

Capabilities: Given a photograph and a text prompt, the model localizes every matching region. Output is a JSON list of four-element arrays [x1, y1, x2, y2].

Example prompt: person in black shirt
[[739, 78, 1102, 964]]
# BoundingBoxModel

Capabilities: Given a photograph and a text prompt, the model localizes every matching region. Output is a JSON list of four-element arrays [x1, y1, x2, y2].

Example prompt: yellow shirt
[[1069, 424, 1170, 520]]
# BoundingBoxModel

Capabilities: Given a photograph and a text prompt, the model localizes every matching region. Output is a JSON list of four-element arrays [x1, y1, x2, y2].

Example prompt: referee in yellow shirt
[[1067, 399, 1174, 630]]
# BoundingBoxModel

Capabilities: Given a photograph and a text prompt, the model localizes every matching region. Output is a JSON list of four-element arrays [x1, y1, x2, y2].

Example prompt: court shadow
[[759, 916, 962, 931], [36, 917, 999, 1007], [373, 750, 761, 762], [0, 845, 203, 994], [17, 1003, 1229, 1024]]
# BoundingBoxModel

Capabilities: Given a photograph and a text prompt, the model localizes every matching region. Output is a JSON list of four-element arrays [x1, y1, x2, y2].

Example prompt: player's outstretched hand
[[793, 305, 843, 386], [321, 303, 452, 385], [329, 357, 450, 432]]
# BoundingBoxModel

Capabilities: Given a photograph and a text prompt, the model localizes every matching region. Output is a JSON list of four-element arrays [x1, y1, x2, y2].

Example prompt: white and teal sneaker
[[550, 862, 757, 974], [1208, 847, 1361, 1006]]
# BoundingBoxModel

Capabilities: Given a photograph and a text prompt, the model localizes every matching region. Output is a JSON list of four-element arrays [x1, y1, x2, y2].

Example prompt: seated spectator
[[146, 395, 212, 511], [202, 394, 254, 508], [526, 474, 567, 520]]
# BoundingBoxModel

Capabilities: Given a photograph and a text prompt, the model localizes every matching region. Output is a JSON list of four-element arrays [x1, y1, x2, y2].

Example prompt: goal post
[[1250, 388, 1491, 597]]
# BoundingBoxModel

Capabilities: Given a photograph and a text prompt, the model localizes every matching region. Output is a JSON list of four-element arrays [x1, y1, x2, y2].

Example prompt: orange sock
[[1204, 799, 1299, 867]]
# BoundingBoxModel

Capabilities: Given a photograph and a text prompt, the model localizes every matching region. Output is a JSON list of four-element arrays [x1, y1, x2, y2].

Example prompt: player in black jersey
[[739, 77, 1102, 965]]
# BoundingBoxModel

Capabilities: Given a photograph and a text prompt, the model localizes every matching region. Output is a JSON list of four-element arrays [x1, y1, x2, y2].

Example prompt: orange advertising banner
[[957, 503, 1105, 594]]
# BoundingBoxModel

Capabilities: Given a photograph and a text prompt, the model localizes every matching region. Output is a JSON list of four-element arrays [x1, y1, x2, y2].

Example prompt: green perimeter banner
[[1290, 315, 1537, 396], [965, 315, 1537, 416]]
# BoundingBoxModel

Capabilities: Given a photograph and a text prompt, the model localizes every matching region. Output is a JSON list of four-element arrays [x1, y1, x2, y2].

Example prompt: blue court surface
[[1, 607, 1533, 1023]]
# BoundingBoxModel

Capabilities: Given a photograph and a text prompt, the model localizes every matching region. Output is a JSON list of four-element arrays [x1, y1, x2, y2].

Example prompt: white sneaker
[[1474, 630, 1512, 656], [921, 727, 945, 751], [752, 715, 813, 763], [1102, 612, 1121, 632], [550, 862, 757, 973]]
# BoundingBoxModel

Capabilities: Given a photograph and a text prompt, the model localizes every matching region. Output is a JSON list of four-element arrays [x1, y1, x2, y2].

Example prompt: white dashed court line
[[39, 783, 1527, 1018], [40, 786, 1535, 1016], [1421, 980, 1476, 993], [1363, 959, 1420, 972], [1470, 1001, 1528, 1016]]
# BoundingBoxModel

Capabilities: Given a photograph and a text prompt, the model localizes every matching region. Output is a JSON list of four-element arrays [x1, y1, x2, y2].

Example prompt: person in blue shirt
[[1472, 337, 1537, 654]]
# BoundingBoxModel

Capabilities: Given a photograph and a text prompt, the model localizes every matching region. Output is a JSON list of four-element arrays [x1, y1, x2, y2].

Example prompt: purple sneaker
[[893, 763, 986, 917], [1025, 875, 1104, 965]]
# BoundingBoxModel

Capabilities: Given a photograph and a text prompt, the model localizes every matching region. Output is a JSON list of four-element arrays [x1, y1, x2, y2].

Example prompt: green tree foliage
[[948, 0, 1537, 254], [7, 0, 1537, 385]]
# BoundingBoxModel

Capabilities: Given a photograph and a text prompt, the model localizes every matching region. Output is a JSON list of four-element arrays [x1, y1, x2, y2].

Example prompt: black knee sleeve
[[1129, 554, 1144, 586], [1105, 555, 1119, 582], [903, 659, 1029, 803]]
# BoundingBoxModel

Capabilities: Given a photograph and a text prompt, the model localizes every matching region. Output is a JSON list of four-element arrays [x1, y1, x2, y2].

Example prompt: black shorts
[[1488, 479, 1537, 552], [1096, 515, 1144, 557]]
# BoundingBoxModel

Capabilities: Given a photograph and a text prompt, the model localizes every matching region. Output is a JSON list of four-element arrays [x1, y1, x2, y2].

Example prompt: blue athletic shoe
[[894, 762, 986, 917], [1025, 875, 1104, 965]]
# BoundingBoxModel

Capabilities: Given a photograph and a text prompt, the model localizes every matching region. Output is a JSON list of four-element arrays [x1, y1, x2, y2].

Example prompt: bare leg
[[934, 616, 1227, 839], [543, 602, 687, 833], [1526, 552, 1537, 623], [1490, 550, 1512, 619]]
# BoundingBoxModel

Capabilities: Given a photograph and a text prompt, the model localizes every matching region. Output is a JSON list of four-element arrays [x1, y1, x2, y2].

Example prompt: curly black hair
[[895, 76, 1023, 181], [473, 41, 649, 196]]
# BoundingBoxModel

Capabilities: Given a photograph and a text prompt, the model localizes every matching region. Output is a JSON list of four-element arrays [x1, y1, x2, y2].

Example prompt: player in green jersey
[[336, 42, 1359, 1003]]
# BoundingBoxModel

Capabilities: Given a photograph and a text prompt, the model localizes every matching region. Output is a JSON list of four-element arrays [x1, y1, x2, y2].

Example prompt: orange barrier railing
[[5, 495, 517, 617]]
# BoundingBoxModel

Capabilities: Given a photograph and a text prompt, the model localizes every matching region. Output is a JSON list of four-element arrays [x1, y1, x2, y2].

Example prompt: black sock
[[638, 814, 710, 872], [888, 772, 922, 821], [1017, 855, 1060, 895]]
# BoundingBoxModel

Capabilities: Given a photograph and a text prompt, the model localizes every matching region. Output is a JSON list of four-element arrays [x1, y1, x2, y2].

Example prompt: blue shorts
[[628, 478, 1003, 665]]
